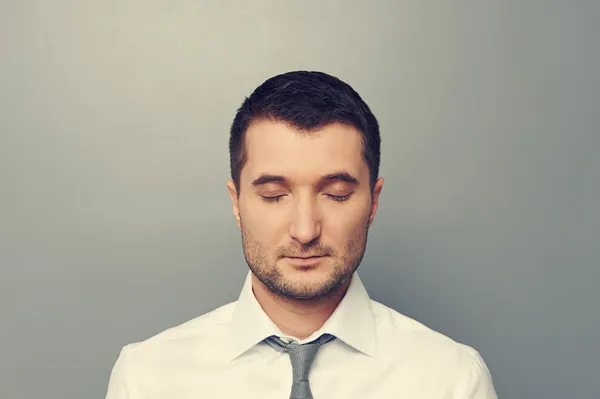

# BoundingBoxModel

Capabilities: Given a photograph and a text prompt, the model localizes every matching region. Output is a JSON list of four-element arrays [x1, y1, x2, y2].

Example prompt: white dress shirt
[[106, 271, 497, 398]]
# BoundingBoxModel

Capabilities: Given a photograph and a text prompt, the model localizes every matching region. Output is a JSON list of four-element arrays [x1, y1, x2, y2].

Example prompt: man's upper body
[[106, 270, 496, 399], [106, 71, 497, 398]]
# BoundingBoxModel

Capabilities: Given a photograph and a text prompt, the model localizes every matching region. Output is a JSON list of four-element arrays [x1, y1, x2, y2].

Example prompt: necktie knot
[[264, 334, 336, 398]]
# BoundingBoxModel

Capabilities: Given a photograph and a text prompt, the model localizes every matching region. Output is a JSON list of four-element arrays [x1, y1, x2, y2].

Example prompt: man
[[105, 71, 498, 398]]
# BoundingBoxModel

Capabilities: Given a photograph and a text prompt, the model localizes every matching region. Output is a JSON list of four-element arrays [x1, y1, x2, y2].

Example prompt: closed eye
[[327, 193, 353, 202], [261, 195, 286, 203], [261, 193, 353, 203]]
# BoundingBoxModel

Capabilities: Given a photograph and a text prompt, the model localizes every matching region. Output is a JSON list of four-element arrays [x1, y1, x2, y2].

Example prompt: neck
[[251, 274, 351, 340]]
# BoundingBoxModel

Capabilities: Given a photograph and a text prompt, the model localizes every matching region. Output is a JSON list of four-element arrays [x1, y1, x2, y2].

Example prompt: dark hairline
[[234, 117, 374, 196]]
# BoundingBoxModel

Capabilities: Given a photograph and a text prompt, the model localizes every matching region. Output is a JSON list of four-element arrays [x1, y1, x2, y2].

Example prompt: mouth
[[286, 255, 326, 259], [283, 255, 328, 268]]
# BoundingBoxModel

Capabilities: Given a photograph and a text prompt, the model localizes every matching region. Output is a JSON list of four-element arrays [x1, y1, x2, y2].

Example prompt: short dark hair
[[229, 71, 381, 193]]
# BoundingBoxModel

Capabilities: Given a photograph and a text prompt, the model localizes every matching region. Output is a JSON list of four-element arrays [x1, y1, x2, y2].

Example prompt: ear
[[226, 180, 241, 230], [368, 177, 384, 228]]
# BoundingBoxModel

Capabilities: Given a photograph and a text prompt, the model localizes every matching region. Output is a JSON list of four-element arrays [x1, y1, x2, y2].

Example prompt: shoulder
[[109, 301, 236, 379], [370, 299, 481, 365], [129, 300, 236, 351], [369, 299, 497, 396], [105, 301, 237, 398]]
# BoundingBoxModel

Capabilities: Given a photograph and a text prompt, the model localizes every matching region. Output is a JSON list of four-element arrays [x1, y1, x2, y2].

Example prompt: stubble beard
[[240, 220, 369, 300]]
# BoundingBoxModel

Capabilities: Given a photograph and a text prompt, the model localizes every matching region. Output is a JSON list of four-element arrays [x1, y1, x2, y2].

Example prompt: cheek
[[240, 198, 288, 240], [324, 199, 371, 237], [329, 213, 369, 238]]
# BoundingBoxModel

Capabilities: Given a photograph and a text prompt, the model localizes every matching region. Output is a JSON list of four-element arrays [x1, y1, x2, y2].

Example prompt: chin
[[279, 272, 344, 299], [253, 258, 351, 299]]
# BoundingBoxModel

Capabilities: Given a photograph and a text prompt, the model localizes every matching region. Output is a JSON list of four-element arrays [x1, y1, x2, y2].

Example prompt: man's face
[[227, 120, 383, 300]]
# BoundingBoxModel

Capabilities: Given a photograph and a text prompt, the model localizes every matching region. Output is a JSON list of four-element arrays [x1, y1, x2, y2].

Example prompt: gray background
[[1, 1, 599, 398]]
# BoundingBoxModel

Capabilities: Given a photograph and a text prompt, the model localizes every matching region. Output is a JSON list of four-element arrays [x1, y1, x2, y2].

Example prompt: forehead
[[242, 120, 367, 183]]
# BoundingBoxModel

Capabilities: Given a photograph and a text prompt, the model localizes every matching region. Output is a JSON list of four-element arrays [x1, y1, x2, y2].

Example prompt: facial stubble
[[240, 219, 369, 300]]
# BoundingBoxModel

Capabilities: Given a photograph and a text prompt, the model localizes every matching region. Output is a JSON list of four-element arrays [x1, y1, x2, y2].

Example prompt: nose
[[288, 195, 322, 245]]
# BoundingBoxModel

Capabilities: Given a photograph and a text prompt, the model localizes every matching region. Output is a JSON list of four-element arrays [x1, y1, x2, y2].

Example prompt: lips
[[283, 255, 328, 268]]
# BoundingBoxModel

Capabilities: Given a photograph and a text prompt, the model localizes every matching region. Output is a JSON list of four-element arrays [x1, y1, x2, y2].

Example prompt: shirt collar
[[228, 270, 377, 361]]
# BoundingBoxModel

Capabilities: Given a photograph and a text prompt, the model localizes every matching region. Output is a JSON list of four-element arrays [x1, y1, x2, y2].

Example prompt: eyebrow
[[321, 172, 359, 185], [251, 174, 288, 186], [251, 171, 359, 187]]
